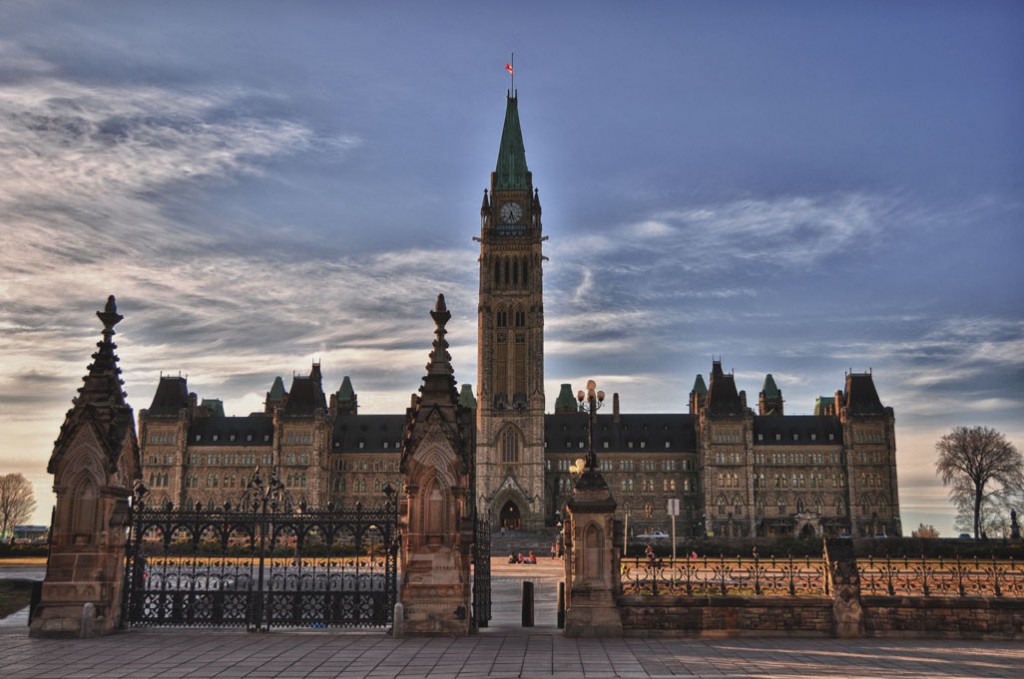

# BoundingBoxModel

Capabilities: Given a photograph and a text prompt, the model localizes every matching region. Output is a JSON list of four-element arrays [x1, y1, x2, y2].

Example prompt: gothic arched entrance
[[499, 500, 521, 530]]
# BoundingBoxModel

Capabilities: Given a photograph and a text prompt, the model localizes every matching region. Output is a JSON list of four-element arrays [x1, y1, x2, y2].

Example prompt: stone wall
[[862, 596, 1024, 640], [620, 596, 833, 637], [612, 538, 1024, 639], [617, 593, 1024, 639]]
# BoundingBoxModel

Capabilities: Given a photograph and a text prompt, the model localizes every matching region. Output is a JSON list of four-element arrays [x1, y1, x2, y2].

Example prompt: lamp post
[[564, 378, 622, 637], [576, 379, 605, 473]]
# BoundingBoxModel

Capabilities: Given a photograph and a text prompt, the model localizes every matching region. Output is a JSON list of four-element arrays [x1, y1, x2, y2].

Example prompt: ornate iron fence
[[472, 518, 492, 628], [620, 554, 829, 597], [860, 555, 1024, 598], [121, 472, 399, 631]]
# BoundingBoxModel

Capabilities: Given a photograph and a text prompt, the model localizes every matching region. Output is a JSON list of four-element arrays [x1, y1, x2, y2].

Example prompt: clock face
[[500, 202, 523, 224]]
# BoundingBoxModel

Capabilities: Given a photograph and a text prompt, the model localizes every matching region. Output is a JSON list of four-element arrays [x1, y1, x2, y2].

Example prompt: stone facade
[[138, 94, 902, 541]]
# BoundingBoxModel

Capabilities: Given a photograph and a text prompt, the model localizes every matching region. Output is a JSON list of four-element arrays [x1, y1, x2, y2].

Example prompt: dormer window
[[212, 434, 219, 442], [229, 434, 236, 442], [195, 434, 202, 442]]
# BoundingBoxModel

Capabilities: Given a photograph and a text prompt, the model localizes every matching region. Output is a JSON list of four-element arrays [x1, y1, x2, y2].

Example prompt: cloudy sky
[[1, 1, 1021, 535]]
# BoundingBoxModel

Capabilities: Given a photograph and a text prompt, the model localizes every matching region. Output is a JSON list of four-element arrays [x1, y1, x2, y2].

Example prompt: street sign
[[666, 498, 680, 516]]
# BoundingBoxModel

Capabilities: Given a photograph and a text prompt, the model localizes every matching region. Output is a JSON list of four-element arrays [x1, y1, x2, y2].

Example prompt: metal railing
[[860, 555, 1024, 598], [620, 554, 828, 597]]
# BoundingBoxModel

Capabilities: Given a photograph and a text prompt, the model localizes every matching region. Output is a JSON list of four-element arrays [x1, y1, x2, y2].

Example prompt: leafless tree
[[936, 426, 1023, 539], [0, 473, 37, 541]]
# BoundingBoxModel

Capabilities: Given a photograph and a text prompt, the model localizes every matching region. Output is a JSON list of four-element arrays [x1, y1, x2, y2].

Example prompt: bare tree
[[935, 426, 1023, 539], [0, 473, 37, 541]]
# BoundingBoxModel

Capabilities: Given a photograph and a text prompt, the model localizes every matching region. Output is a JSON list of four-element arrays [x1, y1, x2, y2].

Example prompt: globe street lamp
[[576, 379, 605, 472]]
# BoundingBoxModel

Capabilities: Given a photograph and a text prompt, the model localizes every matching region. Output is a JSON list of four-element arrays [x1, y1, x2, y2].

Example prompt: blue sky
[[1, 1, 1022, 534]]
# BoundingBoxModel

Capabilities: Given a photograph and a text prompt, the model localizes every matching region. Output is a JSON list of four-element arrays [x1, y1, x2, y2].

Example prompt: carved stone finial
[[97, 295, 124, 336], [431, 293, 451, 328]]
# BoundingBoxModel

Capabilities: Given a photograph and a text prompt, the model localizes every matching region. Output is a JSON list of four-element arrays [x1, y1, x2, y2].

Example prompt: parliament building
[[138, 94, 902, 540]]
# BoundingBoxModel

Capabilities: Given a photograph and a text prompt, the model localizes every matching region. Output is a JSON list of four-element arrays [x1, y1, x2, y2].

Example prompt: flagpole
[[511, 52, 515, 96]]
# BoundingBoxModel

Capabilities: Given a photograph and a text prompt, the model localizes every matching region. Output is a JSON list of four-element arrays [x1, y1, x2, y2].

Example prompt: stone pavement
[[2, 561, 1021, 678]]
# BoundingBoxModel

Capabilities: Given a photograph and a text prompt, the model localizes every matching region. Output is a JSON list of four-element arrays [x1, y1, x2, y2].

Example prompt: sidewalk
[[1, 560, 1021, 678]]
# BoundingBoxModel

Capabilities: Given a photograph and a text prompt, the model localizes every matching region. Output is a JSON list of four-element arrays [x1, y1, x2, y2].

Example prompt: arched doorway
[[499, 500, 521, 530], [800, 523, 816, 539]]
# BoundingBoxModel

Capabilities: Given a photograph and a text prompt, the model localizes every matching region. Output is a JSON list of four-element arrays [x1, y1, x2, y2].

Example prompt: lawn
[[0, 579, 34, 619]]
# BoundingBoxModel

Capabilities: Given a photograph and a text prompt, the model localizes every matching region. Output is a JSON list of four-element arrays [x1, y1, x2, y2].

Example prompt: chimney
[[613, 392, 620, 422]]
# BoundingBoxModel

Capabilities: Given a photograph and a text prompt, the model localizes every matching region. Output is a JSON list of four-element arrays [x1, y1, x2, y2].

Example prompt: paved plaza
[[2, 563, 1022, 678]]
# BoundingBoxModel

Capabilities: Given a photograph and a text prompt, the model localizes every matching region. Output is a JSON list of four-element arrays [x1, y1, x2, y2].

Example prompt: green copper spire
[[554, 383, 578, 414], [762, 374, 780, 398], [458, 384, 478, 410], [268, 376, 286, 402], [691, 374, 707, 397], [495, 95, 529, 190], [337, 376, 355, 400]]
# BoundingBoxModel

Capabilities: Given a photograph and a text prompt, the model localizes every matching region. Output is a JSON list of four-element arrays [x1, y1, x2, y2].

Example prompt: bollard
[[80, 602, 95, 638], [392, 602, 404, 638], [521, 581, 534, 627], [557, 581, 565, 629]]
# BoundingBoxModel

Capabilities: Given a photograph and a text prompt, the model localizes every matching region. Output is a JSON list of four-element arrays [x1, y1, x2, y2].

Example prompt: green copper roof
[[268, 376, 286, 401], [691, 374, 707, 396], [458, 384, 478, 410], [200, 398, 225, 417], [337, 375, 355, 400], [762, 374, 780, 398], [495, 95, 529, 190], [814, 396, 835, 416], [555, 383, 577, 413]]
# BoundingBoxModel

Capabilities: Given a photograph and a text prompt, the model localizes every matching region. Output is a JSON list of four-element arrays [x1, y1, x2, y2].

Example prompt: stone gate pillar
[[398, 295, 476, 636], [563, 470, 623, 637], [825, 538, 865, 638], [31, 296, 140, 638]]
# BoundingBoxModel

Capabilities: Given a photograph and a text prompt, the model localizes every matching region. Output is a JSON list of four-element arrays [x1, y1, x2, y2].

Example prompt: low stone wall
[[619, 596, 833, 638], [862, 596, 1024, 640]]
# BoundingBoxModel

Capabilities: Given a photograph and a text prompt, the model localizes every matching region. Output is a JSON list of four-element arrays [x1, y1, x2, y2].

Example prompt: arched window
[[496, 307, 508, 328], [514, 308, 526, 327], [501, 428, 520, 463]]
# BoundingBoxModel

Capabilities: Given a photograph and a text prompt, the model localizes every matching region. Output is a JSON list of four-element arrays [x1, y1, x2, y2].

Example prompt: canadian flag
[[505, 63, 513, 76]]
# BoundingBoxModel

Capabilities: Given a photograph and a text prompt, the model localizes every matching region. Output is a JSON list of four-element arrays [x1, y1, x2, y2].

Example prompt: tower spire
[[494, 94, 529, 190]]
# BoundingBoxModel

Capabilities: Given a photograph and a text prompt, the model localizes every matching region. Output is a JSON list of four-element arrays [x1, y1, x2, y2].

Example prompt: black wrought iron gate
[[471, 518, 491, 628], [121, 475, 399, 632]]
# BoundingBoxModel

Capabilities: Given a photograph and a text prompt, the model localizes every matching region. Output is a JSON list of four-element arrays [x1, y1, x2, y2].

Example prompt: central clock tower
[[476, 92, 546, 530]]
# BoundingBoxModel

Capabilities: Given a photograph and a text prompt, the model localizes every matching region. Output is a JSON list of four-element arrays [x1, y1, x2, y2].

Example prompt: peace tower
[[475, 92, 547, 530]]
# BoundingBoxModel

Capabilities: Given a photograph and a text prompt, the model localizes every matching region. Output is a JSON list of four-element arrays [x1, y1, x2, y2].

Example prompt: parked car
[[635, 531, 670, 540]]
